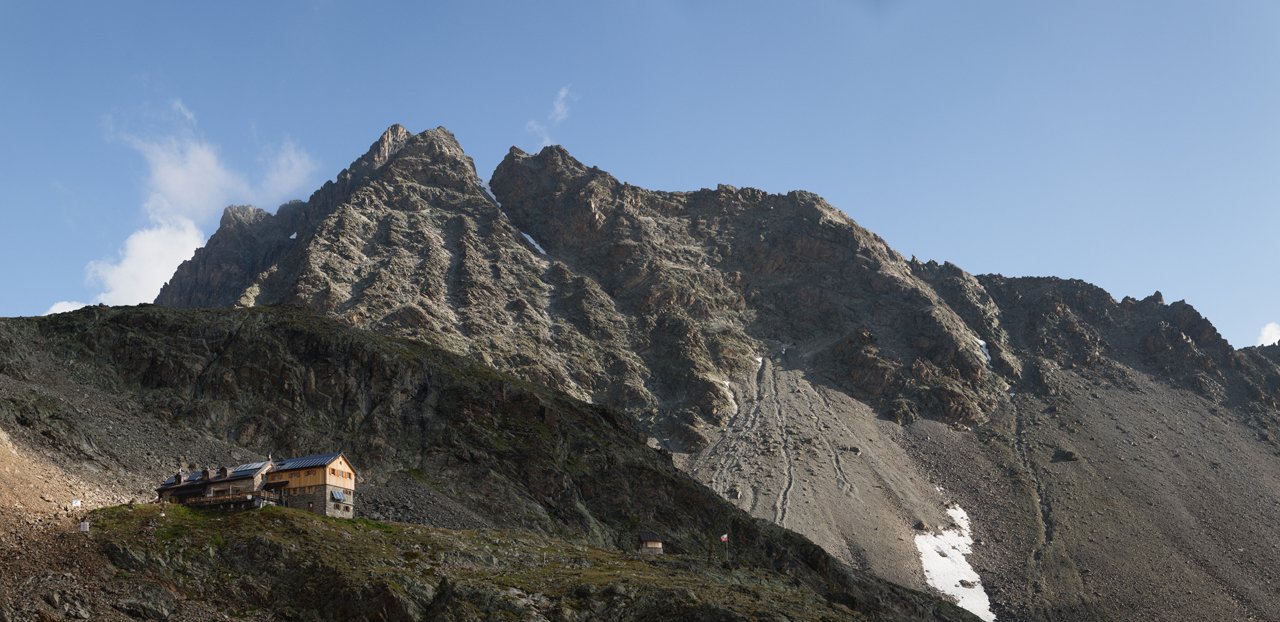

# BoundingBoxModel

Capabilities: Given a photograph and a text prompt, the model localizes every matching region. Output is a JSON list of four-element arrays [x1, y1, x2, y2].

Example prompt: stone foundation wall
[[281, 484, 354, 518]]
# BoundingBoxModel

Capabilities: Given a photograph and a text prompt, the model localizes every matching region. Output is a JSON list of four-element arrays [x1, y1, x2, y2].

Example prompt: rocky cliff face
[[490, 147, 1015, 430], [151, 125, 1280, 621], [159, 127, 1012, 445]]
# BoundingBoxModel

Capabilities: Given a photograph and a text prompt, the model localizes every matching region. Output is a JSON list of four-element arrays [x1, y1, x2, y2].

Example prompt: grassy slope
[[93, 504, 870, 621]]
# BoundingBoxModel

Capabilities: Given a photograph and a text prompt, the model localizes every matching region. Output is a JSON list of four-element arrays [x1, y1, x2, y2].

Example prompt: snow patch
[[976, 339, 992, 365], [289, 231, 297, 240], [754, 356, 764, 374], [914, 504, 997, 621], [481, 183, 502, 208], [722, 380, 740, 416], [520, 232, 547, 255]]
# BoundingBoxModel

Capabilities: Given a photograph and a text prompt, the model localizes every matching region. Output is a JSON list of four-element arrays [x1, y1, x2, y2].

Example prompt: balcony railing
[[182, 490, 282, 507]]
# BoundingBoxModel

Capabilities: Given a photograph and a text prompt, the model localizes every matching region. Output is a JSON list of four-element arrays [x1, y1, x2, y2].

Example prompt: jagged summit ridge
[[491, 140, 1012, 426], [159, 124, 1278, 431], [164, 125, 1019, 436], [353, 123, 412, 176]]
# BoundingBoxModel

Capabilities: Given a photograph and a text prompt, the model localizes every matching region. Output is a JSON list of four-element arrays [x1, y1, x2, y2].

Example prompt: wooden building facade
[[267, 452, 357, 519], [636, 532, 665, 555], [156, 452, 357, 518]]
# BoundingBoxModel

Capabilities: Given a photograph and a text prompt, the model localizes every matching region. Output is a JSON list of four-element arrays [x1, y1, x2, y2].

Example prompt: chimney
[[217, 466, 229, 479], [201, 467, 212, 481]]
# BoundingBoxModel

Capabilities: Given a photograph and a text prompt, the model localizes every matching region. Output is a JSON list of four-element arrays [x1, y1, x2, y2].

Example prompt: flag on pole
[[720, 533, 729, 543]]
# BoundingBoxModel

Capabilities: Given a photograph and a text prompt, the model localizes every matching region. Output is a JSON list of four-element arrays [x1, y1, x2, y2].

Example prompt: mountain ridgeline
[[144, 125, 1280, 621]]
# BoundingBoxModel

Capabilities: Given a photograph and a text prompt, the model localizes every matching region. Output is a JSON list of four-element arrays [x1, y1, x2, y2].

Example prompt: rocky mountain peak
[[346, 123, 413, 180], [378, 126, 487, 197], [159, 126, 1025, 436], [501, 144, 590, 175], [332, 124, 481, 197], [218, 204, 270, 229]]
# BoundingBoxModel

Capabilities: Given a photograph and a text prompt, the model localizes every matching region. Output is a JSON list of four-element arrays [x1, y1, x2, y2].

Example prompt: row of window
[[267, 467, 354, 482], [284, 486, 354, 497], [300, 501, 352, 513]]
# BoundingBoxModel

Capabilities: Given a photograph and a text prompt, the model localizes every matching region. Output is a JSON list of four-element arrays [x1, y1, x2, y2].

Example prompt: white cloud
[[258, 140, 316, 207], [550, 86, 571, 124], [45, 301, 88, 315], [1258, 322, 1280, 347], [125, 134, 250, 224], [87, 220, 206, 306], [526, 120, 552, 148], [526, 86, 574, 148], [171, 99, 196, 124], [44, 101, 316, 313]]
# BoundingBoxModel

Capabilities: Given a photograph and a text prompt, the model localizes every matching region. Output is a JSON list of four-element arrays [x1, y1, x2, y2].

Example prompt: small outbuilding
[[636, 531, 665, 555]]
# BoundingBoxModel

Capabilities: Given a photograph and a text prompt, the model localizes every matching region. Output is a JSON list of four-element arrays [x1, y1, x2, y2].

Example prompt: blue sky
[[2, 2, 1278, 347]]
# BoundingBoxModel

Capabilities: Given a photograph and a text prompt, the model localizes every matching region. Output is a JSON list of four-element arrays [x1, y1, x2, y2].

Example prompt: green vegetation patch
[[89, 504, 869, 622]]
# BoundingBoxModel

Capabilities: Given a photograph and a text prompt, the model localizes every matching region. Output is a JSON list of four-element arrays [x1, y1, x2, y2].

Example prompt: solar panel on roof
[[331, 490, 346, 502], [231, 461, 268, 474], [273, 452, 341, 471]]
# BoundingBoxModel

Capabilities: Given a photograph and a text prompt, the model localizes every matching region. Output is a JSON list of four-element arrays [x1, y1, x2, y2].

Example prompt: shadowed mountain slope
[[0, 305, 976, 621]]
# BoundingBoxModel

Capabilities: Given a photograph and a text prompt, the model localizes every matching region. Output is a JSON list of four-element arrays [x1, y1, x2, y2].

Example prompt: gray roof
[[157, 452, 346, 489], [157, 461, 271, 488], [158, 471, 208, 487], [231, 461, 270, 476], [272, 452, 342, 472]]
